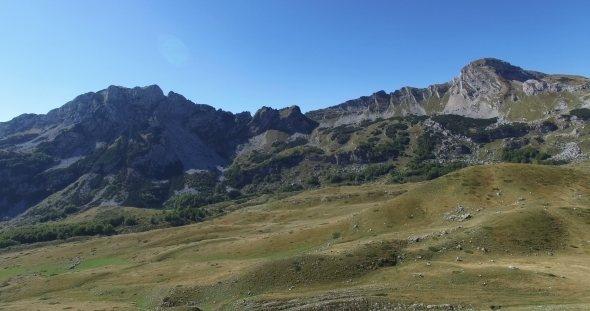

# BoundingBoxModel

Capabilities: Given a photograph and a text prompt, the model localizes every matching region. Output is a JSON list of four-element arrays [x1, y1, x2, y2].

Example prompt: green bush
[[227, 189, 242, 199], [0, 239, 18, 248], [334, 133, 351, 144], [0, 151, 56, 176], [570, 108, 590, 120], [0, 215, 130, 248], [432, 115, 497, 136], [168, 193, 229, 209], [325, 163, 395, 184], [124, 217, 138, 226], [501, 146, 550, 164], [541, 121, 558, 132], [414, 132, 438, 161], [306, 175, 320, 186], [352, 134, 409, 163], [392, 162, 465, 182], [278, 184, 303, 193], [371, 129, 382, 136], [325, 174, 343, 184], [226, 146, 324, 188], [271, 137, 308, 152], [330, 125, 358, 144]]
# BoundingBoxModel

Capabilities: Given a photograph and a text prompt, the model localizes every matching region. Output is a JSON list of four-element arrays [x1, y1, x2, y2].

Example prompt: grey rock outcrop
[[523, 77, 590, 96], [248, 105, 319, 135]]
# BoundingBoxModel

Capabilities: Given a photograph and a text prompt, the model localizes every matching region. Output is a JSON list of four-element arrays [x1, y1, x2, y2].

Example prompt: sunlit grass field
[[2, 163, 590, 310]]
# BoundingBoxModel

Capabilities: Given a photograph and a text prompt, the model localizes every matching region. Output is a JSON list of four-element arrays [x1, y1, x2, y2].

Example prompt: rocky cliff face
[[0, 85, 318, 220], [306, 58, 590, 125], [248, 106, 319, 135]]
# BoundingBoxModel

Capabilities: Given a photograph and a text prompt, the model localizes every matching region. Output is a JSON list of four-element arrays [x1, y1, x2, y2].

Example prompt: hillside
[[1, 163, 590, 310], [0, 57, 589, 228]]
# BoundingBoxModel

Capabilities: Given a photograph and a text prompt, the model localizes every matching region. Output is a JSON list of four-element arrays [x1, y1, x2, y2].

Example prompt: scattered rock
[[552, 142, 585, 162], [68, 257, 83, 270]]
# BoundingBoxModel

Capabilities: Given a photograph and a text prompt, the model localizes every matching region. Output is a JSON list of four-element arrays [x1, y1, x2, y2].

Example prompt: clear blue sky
[[1, 0, 589, 122]]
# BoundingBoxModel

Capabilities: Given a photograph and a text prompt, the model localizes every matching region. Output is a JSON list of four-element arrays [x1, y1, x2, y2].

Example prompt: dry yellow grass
[[2, 164, 590, 310]]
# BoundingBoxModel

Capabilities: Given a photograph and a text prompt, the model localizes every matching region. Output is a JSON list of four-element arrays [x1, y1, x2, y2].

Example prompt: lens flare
[[157, 34, 191, 67]]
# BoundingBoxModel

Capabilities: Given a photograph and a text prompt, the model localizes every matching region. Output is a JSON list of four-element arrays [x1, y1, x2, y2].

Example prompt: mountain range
[[1, 58, 589, 223]]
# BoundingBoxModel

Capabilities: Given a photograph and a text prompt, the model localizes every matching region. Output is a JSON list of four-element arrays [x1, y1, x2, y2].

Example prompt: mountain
[[1, 58, 589, 223], [306, 58, 589, 125], [0, 86, 318, 220]]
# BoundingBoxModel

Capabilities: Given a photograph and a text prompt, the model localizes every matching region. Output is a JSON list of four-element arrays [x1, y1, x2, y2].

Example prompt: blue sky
[[1, 0, 589, 122]]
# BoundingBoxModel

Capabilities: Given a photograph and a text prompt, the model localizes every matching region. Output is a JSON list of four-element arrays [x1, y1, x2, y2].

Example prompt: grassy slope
[[2, 164, 590, 310]]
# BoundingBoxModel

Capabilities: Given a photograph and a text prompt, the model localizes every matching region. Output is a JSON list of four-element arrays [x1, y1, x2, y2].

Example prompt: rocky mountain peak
[[279, 105, 303, 118], [102, 84, 166, 108], [249, 105, 318, 135], [166, 90, 187, 101], [460, 58, 545, 83]]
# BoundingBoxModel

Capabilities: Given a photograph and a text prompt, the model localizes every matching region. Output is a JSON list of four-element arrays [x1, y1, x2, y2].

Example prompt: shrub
[[392, 162, 465, 182], [0, 239, 18, 248], [0, 151, 56, 176], [168, 193, 229, 209], [501, 146, 550, 164], [371, 129, 382, 136], [278, 184, 303, 193], [325, 163, 395, 184], [330, 125, 358, 144], [541, 121, 558, 132], [570, 108, 590, 120], [227, 189, 241, 199], [271, 137, 308, 152], [0, 215, 124, 248], [124, 217, 138, 226], [414, 132, 438, 161], [325, 174, 343, 184], [334, 133, 351, 144], [432, 115, 497, 136], [306, 176, 320, 186], [385, 126, 397, 138]]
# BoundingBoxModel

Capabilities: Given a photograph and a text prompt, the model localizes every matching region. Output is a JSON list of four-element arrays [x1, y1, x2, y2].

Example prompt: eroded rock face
[[306, 58, 589, 125], [0, 114, 42, 138], [249, 106, 319, 135], [0, 85, 317, 219], [523, 78, 590, 96]]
